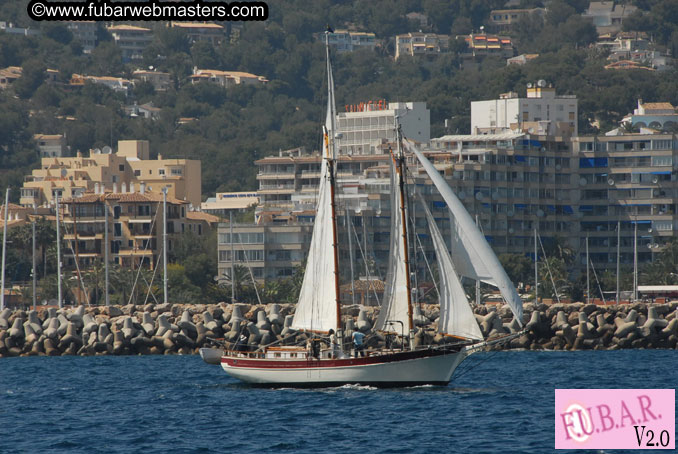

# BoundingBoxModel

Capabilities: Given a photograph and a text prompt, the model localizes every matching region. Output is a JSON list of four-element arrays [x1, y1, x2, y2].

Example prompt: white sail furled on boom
[[422, 202, 483, 340], [375, 157, 411, 333], [406, 140, 524, 324]]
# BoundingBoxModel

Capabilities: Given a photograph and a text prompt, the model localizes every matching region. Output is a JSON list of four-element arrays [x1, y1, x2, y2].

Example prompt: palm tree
[[217, 264, 251, 302]]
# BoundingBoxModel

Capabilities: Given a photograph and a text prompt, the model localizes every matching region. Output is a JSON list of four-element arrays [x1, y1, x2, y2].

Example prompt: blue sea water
[[0, 350, 676, 454]]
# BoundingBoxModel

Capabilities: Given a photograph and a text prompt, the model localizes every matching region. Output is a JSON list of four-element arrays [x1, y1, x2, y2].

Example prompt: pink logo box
[[555, 389, 675, 450]]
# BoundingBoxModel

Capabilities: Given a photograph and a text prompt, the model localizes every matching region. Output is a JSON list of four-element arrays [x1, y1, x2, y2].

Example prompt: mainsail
[[375, 155, 412, 334], [422, 201, 483, 340], [291, 34, 339, 333], [406, 140, 524, 324]]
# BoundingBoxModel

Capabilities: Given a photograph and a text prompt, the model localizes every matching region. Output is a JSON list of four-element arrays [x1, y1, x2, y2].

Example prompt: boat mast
[[55, 191, 63, 308], [534, 227, 538, 303], [163, 187, 168, 305], [230, 210, 235, 302], [394, 125, 415, 342], [72, 200, 83, 305], [104, 195, 110, 306], [325, 31, 342, 334], [1, 188, 8, 311], [586, 235, 590, 304], [616, 220, 620, 304], [32, 206, 36, 310], [346, 212, 356, 306], [633, 221, 638, 302]]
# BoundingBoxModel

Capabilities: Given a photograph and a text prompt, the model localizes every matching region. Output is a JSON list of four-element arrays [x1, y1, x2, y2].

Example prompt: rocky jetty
[[0, 301, 676, 357]]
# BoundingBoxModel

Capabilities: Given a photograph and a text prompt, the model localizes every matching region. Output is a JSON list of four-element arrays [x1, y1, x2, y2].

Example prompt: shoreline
[[1, 301, 676, 357]]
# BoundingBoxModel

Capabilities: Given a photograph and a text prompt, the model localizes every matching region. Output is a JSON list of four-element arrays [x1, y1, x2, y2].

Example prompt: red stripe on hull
[[221, 346, 461, 370]]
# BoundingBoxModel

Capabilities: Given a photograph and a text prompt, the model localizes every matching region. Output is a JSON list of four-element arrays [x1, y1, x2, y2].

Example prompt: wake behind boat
[[217, 31, 524, 387]]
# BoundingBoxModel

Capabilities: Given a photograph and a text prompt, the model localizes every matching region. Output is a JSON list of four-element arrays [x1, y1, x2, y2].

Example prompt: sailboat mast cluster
[[216, 30, 524, 387]]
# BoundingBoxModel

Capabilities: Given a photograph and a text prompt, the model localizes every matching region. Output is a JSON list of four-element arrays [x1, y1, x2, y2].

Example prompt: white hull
[[199, 347, 223, 365], [220, 347, 472, 387]]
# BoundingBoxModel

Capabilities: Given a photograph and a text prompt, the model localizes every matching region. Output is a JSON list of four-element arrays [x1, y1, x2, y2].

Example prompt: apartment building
[[217, 222, 314, 281], [132, 69, 172, 91], [488, 8, 545, 32], [621, 100, 678, 131], [395, 32, 449, 59], [65, 21, 97, 53], [462, 33, 514, 59], [471, 83, 578, 137], [336, 101, 430, 155], [34, 134, 69, 158], [20, 140, 201, 209], [201, 192, 259, 219], [571, 133, 678, 270], [107, 24, 153, 61], [171, 22, 225, 45], [507, 54, 539, 66], [189, 69, 268, 88], [0, 66, 22, 89], [325, 30, 376, 52], [583, 1, 638, 35], [60, 187, 206, 271], [70, 74, 134, 95]]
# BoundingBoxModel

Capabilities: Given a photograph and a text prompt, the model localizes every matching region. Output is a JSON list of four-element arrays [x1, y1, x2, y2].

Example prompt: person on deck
[[328, 329, 340, 359], [234, 322, 250, 353], [352, 329, 366, 358]]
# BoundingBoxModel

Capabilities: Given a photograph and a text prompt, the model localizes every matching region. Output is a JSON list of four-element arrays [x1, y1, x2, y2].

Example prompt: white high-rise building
[[336, 101, 430, 155], [471, 83, 578, 137]]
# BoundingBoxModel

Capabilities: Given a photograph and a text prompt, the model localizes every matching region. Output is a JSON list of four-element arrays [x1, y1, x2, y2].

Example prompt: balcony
[[116, 249, 154, 257]]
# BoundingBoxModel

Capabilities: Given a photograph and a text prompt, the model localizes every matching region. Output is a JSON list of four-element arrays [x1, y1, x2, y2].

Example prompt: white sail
[[291, 34, 339, 333], [291, 134, 337, 332], [375, 158, 411, 333], [422, 202, 483, 340], [406, 140, 523, 324]]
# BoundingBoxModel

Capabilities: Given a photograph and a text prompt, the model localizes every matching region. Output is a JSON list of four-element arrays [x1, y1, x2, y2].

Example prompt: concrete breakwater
[[0, 301, 677, 358]]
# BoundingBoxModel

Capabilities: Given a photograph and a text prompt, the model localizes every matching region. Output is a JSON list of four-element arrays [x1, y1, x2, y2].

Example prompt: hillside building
[[171, 22, 225, 45], [189, 69, 268, 87], [395, 32, 449, 59], [325, 30, 376, 52], [34, 134, 69, 158], [65, 21, 97, 53], [107, 24, 153, 61], [19, 140, 201, 209]]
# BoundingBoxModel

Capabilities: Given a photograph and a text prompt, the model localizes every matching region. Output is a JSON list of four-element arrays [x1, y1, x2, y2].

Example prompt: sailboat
[[218, 32, 523, 387]]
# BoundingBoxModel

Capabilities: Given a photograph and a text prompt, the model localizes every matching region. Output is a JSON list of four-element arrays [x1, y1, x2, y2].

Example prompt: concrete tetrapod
[[641, 306, 669, 336], [177, 310, 197, 338], [267, 304, 284, 325], [356, 309, 372, 331], [27, 310, 43, 335], [141, 312, 155, 336], [202, 311, 219, 332], [256, 310, 271, 331]]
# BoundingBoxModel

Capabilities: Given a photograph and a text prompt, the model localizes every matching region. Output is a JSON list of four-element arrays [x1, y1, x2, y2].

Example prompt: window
[[119, 165, 125, 171], [114, 223, 122, 236], [134, 170, 141, 176], [159, 169, 165, 176]]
